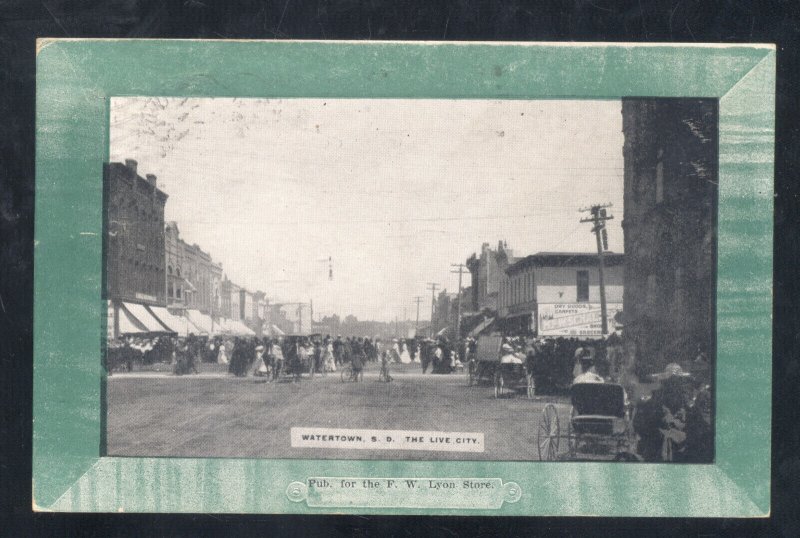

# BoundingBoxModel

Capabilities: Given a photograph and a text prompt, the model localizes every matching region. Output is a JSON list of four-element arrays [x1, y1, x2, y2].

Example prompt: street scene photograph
[[103, 97, 717, 463]]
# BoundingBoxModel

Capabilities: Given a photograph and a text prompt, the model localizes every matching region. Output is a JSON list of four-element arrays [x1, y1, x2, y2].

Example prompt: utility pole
[[450, 263, 466, 340], [580, 203, 614, 336], [413, 296, 423, 334], [426, 282, 439, 337], [297, 303, 303, 334]]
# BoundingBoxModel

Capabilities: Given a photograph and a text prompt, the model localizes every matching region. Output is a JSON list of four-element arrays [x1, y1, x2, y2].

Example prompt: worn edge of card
[[33, 39, 775, 517]]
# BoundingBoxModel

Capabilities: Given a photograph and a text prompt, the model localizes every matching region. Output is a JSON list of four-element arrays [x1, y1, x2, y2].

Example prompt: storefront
[[537, 302, 623, 339], [497, 311, 535, 336], [107, 300, 176, 339]]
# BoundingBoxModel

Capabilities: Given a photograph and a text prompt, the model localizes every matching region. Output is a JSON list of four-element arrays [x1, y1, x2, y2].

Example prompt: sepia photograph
[[103, 96, 717, 463]]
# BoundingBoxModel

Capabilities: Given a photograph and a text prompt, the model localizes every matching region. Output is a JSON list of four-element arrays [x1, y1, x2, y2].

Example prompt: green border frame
[[33, 40, 774, 516]]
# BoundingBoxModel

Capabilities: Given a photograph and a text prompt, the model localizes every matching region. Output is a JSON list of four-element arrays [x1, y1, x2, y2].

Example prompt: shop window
[[577, 270, 589, 302]]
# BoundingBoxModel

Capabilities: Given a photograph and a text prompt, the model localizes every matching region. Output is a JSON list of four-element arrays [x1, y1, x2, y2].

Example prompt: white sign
[[291, 428, 484, 452], [537, 302, 623, 338]]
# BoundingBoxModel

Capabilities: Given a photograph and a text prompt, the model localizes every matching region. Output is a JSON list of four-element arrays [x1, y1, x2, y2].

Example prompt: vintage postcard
[[33, 40, 773, 516]]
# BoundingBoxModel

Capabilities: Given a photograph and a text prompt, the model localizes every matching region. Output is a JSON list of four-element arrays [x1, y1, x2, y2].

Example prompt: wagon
[[279, 335, 317, 379], [467, 335, 534, 399], [537, 382, 638, 461]]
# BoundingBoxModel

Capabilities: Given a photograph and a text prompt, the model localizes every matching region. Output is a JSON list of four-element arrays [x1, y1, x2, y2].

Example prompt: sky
[[109, 97, 624, 321]]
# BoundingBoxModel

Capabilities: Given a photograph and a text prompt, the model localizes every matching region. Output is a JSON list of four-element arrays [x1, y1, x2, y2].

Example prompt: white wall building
[[498, 252, 625, 338]]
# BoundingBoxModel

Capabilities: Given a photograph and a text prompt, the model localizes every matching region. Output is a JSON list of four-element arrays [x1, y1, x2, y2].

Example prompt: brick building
[[103, 159, 170, 337], [621, 98, 718, 374], [104, 160, 168, 306]]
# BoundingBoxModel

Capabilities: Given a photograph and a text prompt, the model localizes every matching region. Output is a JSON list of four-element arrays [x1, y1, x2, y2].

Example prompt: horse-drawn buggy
[[468, 335, 535, 399], [278, 334, 317, 380], [536, 382, 638, 461]]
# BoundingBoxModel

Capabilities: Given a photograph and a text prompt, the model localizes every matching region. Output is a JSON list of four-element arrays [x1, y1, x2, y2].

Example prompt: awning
[[232, 319, 255, 336], [122, 302, 171, 333], [216, 318, 255, 336], [216, 318, 234, 335], [468, 316, 495, 338], [271, 324, 285, 336], [502, 311, 533, 320], [186, 309, 213, 334], [436, 327, 450, 337], [149, 306, 192, 336], [108, 301, 149, 336]]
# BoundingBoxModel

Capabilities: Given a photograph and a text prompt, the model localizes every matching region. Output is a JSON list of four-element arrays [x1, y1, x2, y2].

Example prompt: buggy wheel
[[526, 373, 535, 399], [340, 366, 352, 383], [567, 407, 577, 455], [494, 371, 506, 399], [537, 403, 560, 461]]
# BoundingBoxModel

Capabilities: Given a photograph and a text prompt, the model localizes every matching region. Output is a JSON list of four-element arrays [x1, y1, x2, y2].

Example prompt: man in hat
[[572, 354, 604, 384], [499, 343, 523, 364]]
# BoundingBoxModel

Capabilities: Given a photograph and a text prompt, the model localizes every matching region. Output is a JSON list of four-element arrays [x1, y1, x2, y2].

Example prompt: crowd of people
[[106, 328, 713, 463], [105, 333, 467, 379], [462, 332, 713, 463]]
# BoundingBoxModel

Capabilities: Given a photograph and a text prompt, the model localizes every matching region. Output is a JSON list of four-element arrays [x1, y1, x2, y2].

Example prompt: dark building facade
[[621, 99, 718, 375], [104, 159, 168, 307], [465, 240, 516, 312]]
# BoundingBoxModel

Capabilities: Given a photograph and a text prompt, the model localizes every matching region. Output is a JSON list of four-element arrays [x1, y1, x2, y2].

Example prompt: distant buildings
[[498, 252, 625, 337], [621, 98, 718, 374]]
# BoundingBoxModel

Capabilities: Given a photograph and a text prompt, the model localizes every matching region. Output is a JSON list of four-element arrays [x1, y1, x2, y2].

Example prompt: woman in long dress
[[399, 341, 412, 364], [217, 341, 229, 365], [323, 340, 336, 372]]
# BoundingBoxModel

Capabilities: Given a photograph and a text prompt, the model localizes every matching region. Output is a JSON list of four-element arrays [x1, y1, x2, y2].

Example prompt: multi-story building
[[498, 252, 625, 337], [220, 278, 242, 321], [252, 291, 268, 337], [465, 241, 516, 312], [621, 98, 718, 374], [103, 159, 170, 338], [104, 160, 168, 307], [164, 222, 223, 317], [240, 289, 254, 322]]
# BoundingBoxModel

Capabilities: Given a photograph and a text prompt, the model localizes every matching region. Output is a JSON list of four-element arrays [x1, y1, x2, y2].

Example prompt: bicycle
[[340, 365, 363, 382]]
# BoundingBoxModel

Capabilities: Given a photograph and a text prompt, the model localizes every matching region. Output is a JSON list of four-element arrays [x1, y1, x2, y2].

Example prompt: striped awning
[[122, 302, 172, 333]]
